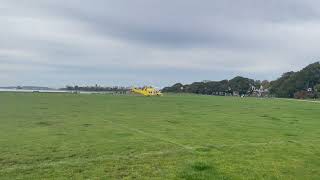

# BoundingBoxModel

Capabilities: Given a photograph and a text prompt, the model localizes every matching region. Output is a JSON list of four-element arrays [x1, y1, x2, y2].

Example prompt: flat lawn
[[0, 93, 319, 179]]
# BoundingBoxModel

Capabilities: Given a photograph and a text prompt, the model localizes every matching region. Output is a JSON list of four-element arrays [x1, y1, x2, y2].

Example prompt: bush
[[294, 90, 317, 99], [294, 91, 308, 99]]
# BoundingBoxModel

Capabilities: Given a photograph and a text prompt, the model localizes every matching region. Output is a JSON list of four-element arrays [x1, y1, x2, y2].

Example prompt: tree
[[261, 80, 270, 89], [315, 84, 320, 93], [315, 84, 320, 98], [229, 76, 255, 95], [270, 62, 320, 98], [162, 83, 184, 93]]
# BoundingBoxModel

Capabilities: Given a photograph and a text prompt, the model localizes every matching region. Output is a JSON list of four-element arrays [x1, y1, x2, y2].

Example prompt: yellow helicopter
[[131, 87, 163, 96]]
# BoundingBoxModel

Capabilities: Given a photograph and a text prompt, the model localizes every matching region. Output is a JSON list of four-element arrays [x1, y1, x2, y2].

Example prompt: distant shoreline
[[0, 88, 114, 94]]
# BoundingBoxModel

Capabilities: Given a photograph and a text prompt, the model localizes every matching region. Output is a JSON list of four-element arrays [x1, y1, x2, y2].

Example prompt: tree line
[[162, 62, 320, 99], [162, 77, 270, 96], [60, 85, 130, 92]]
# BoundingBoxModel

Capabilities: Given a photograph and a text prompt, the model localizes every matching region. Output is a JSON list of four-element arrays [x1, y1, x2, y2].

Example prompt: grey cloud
[[12, 0, 320, 48], [53, 1, 320, 48], [0, 0, 320, 87]]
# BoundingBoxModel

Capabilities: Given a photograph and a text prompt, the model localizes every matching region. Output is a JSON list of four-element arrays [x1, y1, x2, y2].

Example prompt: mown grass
[[0, 92, 319, 179]]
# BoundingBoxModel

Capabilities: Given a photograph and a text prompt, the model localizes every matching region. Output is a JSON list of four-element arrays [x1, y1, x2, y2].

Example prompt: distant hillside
[[270, 62, 320, 98], [162, 62, 320, 99], [0, 86, 54, 90]]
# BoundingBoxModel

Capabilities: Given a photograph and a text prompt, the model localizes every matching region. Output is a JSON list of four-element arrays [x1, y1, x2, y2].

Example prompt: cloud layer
[[1, 0, 319, 87]]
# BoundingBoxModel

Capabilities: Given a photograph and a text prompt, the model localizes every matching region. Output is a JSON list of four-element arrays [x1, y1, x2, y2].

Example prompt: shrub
[[294, 91, 308, 99]]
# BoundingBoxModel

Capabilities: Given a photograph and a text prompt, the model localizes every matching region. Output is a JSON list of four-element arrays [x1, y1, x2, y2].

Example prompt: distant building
[[233, 91, 239, 96], [249, 85, 269, 97]]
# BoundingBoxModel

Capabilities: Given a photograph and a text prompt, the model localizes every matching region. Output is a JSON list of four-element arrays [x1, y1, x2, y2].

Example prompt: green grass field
[[0, 93, 319, 179]]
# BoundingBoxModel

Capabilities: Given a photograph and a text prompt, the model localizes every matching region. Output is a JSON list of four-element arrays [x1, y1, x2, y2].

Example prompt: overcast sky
[[1, 0, 319, 87]]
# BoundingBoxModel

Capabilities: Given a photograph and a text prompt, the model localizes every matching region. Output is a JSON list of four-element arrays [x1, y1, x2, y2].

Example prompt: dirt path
[[281, 98, 320, 104]]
